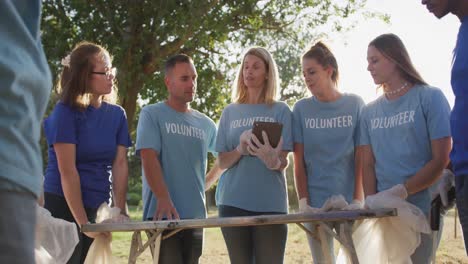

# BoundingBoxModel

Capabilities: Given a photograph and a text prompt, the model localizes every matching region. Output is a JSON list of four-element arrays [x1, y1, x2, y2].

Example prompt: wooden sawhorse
[[82, 208, 397, 264]]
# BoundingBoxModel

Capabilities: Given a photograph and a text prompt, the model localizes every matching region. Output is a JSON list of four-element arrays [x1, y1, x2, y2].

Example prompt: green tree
[[41, 0, 378, 131], [41, 0, 386, 205]]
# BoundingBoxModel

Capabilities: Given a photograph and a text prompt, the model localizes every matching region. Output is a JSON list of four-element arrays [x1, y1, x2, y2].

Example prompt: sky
[[326, 0, 460, 106]]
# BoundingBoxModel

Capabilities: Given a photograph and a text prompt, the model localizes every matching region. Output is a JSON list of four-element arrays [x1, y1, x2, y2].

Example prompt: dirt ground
[[114, 209, 467, 263]]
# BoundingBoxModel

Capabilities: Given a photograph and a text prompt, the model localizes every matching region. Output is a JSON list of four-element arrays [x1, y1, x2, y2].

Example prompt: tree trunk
[[121, 75, 143, 134]]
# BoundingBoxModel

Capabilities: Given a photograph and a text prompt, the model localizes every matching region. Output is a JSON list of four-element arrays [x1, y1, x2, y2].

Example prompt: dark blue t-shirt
[[44, 102, 132, 208], [451, 16, 468, 177]]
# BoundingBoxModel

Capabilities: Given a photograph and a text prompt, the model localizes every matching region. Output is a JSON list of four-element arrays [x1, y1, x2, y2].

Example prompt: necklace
[[385, 82, 408, 95]]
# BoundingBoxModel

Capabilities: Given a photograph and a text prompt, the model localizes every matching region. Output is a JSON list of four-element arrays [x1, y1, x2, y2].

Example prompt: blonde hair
[[57, 41, 118, 111], [232, 47, 280, 104]]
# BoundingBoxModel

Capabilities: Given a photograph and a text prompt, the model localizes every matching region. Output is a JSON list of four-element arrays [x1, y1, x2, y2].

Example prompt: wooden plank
[[141, 230, 162, 256], [82, 208, 396, 232], [146, 231, 155, 259], [295, 223, 314, 237], [317, 221, 340, 241], [163, 228, 184, 239], [152, 233, 162, 264], [317, 223, 333, 264], [337, 221, 360, 264], [112, 208, 397, 264], [128, 231, 140, 264]]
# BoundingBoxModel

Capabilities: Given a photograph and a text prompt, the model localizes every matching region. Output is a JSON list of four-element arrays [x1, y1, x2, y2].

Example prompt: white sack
[[337, 194, 431, 264], [84, 203, 121, 264], [35, 205, 79, 264]]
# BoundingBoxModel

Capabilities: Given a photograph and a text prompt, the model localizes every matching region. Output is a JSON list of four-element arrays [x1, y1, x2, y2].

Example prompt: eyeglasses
[[91, 67, 117, 78]]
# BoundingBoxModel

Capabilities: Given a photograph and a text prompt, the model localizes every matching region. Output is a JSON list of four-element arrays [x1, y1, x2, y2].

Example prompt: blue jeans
[[0, 189, 36, 264], [455, 174, 468, 255], [218, 205, 287, 264]]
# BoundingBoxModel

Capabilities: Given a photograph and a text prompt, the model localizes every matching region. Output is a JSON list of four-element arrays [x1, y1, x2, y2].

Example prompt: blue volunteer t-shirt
[[450, 16, 468, 177], [215, 102, 293, 213], [0, 0, 52, 196], [293, 94, 364, 208], [358, 85, 451, 213], [44, 102, 132, 209], [136, 102, 217, 220]]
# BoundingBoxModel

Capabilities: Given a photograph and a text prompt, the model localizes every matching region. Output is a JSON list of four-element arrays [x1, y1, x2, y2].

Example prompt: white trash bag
[[84, 203, 121, 264], [35, 205, 79, 264], [337, 193, 431, 264]]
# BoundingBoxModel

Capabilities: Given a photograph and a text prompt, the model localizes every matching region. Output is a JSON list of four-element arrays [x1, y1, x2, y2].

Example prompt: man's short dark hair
[[164, 54, 193, 76]]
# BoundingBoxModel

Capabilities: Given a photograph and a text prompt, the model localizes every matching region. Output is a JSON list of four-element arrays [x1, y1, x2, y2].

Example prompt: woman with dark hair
[[292, 41, 365, 263], [359, 33, 451, 262], [43, 41, 132, 263]]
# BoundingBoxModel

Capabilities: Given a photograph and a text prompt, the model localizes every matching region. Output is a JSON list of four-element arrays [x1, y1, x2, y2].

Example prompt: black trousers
[[146, 217, 203, 264], [455, 174, 468, 256], [218, 205, 287, 264], [44, 192, 98, 264]]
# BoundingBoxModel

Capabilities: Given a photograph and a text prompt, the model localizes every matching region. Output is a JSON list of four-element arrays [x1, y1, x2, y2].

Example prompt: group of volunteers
[[41, 34, 452, 264], [1, 0, 467, 264]]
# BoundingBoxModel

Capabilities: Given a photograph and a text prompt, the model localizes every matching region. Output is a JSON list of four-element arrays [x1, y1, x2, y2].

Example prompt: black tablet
[[251, 121, 283, 148]]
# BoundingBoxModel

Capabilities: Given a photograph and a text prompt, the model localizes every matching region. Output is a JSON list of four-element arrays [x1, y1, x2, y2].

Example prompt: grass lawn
[[111, 208, 466, 263]]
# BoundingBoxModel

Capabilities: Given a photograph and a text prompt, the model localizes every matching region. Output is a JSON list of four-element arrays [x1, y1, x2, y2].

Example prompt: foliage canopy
[[42, 0, 377, 131]]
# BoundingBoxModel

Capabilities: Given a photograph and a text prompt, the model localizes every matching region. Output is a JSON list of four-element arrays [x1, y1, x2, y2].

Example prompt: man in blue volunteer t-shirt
[[136, 54, 220, 263], [421, 0, 468, 255]]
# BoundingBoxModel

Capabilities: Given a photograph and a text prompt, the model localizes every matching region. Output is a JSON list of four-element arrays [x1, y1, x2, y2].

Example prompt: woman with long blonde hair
[[215, 47, 292, 264]]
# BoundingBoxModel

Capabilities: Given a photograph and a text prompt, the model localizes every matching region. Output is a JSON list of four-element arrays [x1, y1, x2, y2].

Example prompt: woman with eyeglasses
[[43, 41, 132, 263]]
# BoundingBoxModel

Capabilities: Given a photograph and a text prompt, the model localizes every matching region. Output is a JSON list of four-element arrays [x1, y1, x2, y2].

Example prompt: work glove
[[430, 169, 456, 215], [343, 199, 364, 210], [248, 131, 282, 170], [236, 129, 252, 155], [378, 184, 408, 200], [298, 198, 321, 214], [434, 169, 455, 207], [102, 213, 130, 224], [321, 195, 348, 211]]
